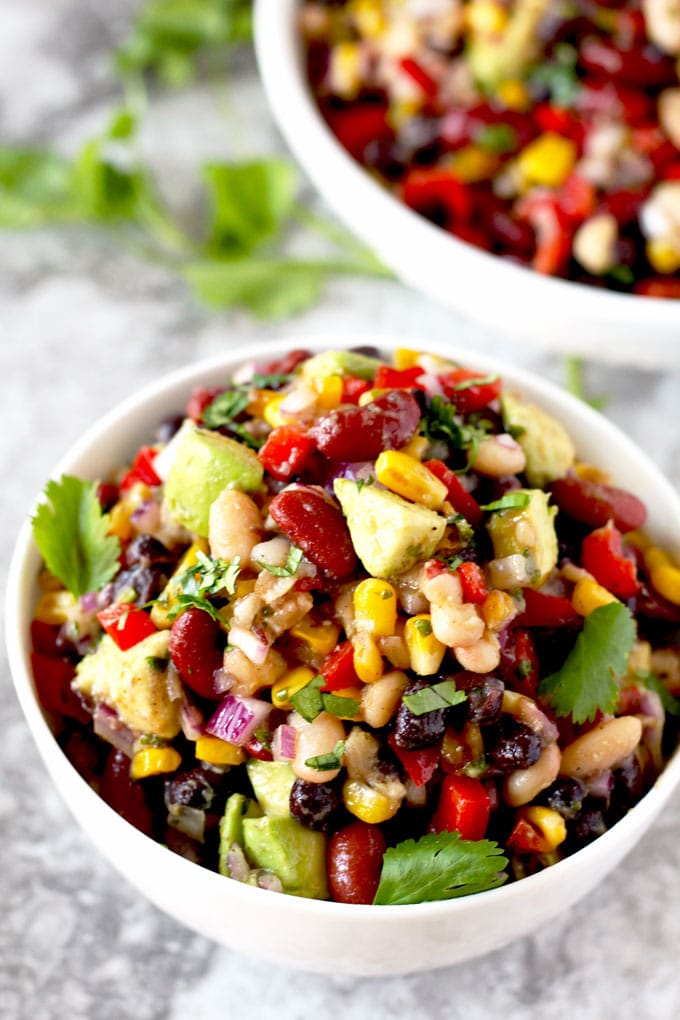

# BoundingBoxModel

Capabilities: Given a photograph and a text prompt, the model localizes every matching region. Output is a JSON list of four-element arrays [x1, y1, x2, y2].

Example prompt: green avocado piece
[[301, 349, 384, 381], [242, 816, 328, 899], [486, 488, 558, 585], [218, 793, 262, 877], [501, 391, 575, 488], [467, 0, 550, 89], [334, 478, 447, 578], [164, 424, 263, 536], [246, 760, 296, 818]]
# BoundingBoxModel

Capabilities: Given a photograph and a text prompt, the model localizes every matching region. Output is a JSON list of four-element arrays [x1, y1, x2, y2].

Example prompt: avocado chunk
[[486, 488, 558, 586], [501, 391, 575, 488], [334, 478, 447, 578], [218, 793, 262, 877], [242, 816, 328, 899], [301, 349, 383, 381], [468, 0, 550, 89], [164, 423, 263, 536], [247, 760, 296, 818], [73, 631, 180, 738]]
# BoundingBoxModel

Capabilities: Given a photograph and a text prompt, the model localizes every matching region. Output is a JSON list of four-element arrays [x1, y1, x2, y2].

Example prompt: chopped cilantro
[[413, 618, 433, 637], [539, 603, 636, 723], [373, 831, 508, 905], [402, 680, 466, 716], [304, 740, 345, 772], [476, 125, 518, 154], [529, 61, 579, 108], [321, 693, 360, 719], [480, 492, 531, 513], [177, 550, 241, 598], [145, 656, 169, 671], [290, 675, 360, 722], [355, 476, 375, 493], [256, 545, 303, 577], [167, 593, 222, 622], [250, 371, 295, 390], [635, 671, 680, 717], [31, 475, 121, 598]]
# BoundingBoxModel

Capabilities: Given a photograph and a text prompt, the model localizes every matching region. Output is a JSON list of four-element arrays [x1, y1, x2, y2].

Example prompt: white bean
[[559, 716, 643, 779], [292, 712, 346, 784], [643, 0, 680, 55], [572, 213, 618, 275], [659, 87, 680, 148], [454, 629, 501, 673], [473, 435, 526, 478], [361, 670, 408, 729], [503, 742, 562, 807], [431, 600, 484, 648], [222, 646, 286, 697], [420, 566, 463, 606], [209, 490, 262, 567]]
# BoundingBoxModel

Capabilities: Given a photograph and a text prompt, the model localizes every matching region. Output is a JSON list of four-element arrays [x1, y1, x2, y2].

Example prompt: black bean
[[155, 413, 184, 444], [112, 565, 167, 605], [608, 754, 644, 820], [349, 345, 382, 358], [487, 718, 543, 771], [569, 804, 607, 849], [164, 768, 217, 811], [393, 678, 448, 750], [455, 673, 504, 725], [124, 534, 174, 569], [540, 778, 585, 820], [289, 778, 341, 831]]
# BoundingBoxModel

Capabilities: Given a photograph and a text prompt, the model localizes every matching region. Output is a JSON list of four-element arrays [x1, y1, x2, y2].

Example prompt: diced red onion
[[252, 871, 283, 893], [226, 844, 250, 882], [93, 704, 136, 758], [206, 694, 272, 747], [167, 804, 206, 842], [211, 668, 232, 695], [588, 770, 614, 801], [79, 591, 99, 614], [228, 625, 270, 665], [131, 499, 161, 533], [272, 724, 297, 762], [180, 697, 205, 741], [417, 372, 444, 398]]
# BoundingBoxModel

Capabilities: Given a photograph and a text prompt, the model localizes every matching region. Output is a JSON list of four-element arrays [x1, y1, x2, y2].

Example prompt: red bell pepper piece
[[635, 279, 680, 299], [374, 365, 426, 391], [402, 168, 472, 224], [557, 174, 596, 222], [428, 774, 491, 840], [501, 628, 540, 699], [320, 641, 361, 692], [257, 424, 316, 481], [97, 603, 158, 651], [581, 523, 640, 600], [388, 733, 441, 787], [506, 816, 551, 854], [424, 459, 482, 527], [515, 588, 579, 628], [341, 375, 370, 404], [119, 445, 161, 492], [31, 652, 90, 723], [440, 367, 502, 414], [516, 192, 572, 276], [399, 57, 438, 99], [457, 562, 488, 604], [244, 731, 274, 762], [325, 103, 391, 161]]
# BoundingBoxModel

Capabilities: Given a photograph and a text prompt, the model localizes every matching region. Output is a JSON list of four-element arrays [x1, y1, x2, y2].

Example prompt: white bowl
[[254, 0, 680, 367], [7, 335, 680, 976]]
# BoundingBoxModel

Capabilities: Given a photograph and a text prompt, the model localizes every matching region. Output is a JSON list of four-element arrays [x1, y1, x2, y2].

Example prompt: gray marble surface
[[2, 2, 680, 1017]]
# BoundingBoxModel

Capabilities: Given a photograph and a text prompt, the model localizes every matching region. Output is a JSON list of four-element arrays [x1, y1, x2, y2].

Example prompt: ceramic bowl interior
[[254, 0, 680, 367], [8, 335, 680, 975]]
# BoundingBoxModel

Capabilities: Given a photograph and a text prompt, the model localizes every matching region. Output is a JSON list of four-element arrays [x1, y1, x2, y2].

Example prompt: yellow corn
[[626, 530, 651, 553], [290, 616, 341, 657], [517, 133, 577, 188], [520, 806, 567, 852], [352, 632, 384, 684], [131, 746, 182, 780], [401, 434, 429, 461], [150, 539, 209, 629], [349, 0, 386, 39], [34, 589, 77, 625], [647, 239, 680, 274], [329, 41, 362, 99], [571, 576, 619, 616], [644, 546, 671, 572], [481, 589, 517, 631], [271, 666, 316, 710], [107, 482, 152, 543], [451, 145, 499, 183], [466, 0, 509, 36], [313, 374, 343, 410], [195, 736, 245, 766], [263, 394, 294, 429], [358, 387, 389, 406], [343, 779, 400, 823], [574, 461, 610, 484], [353, 578, 398, 636], [375, 450, 448, 509], [246, 388, 280, 419], [404, 614, 446, 675], [394, 347, 420, 370], [233, 578, 257, 599], [496, 79, 531, 112], [37, 569, 63, 592], [651, 564, 680, 605]]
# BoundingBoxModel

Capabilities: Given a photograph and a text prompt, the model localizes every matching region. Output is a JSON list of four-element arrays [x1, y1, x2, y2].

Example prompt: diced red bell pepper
[[557, 174, 596, 222], [506, 816, 551, 854], [402, 168, 472, 224], [428, 774, 491, 840], [374, 365, 426, 391], [258, 348, 310, 376], [399, 57, 438, 99], [320, 641, 361, 692], [31, 652, 90, 723], [244, 731, 274, 762], [424, 459, 482, 527], [581, 523, 640, 600], [457, 562, 488, 604], [388, 733, 441, 787], [324, 103, 392, 161], [97, 603, 158, 651], [662, 162, 680, 181], [534, 104, 584, 146], [96, 482, 119, 511], [440, 368, 502, 414], [635, 279, 680, 299], [500, 628, 540, 699], [341, 375, 371, 404], [516, 193, 572, 276], [31, 619, 62, 657], [515, 588, 579, 628], [187, 386, 222, 423], [257, 424, 316, 481], [119, 445, 161, 492]]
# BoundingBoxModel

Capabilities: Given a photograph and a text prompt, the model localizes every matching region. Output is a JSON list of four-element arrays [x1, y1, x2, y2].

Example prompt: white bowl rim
[[7, 332, 680, 926]]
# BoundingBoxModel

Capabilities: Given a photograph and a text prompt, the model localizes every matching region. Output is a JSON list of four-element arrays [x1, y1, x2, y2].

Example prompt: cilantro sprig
[[31, 475, 121, 598], [373, 831, 508, 906], [480, 492, 531, 513], [256, 545, 303, 578], [421, 397, 490, 467], [166, 550, 240, 621], [402, 680, 467, 716], [304, 740, 345, 772], [290, 675, 360, 722], [539, 603, 636, 723]]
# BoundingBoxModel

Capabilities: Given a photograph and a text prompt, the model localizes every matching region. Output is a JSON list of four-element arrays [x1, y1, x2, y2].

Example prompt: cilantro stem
[[293, 203, 393, 278], [564, 357, 606, 411]]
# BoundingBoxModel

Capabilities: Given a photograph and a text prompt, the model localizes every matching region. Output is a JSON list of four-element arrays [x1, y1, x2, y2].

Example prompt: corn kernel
[[647, 239, 680, 274], [375, 450, 448, 509], [131, 746, 182, 780], [343, 779, 400, 823], [271, 666, 316, 709], [393, 347, 420, 369], [246, 388, 279, 419], [329, 41, 362, 99], [34, 589, 77, 625], [352, 631, 384, 683], [313, 373, 343, 410], [626, 530, 651, 553], [150, 539, 209, 629], [517, 133, 577, 188], [651, 564, 680, 605], [37, 569, 64, 592], [571, 577, 619, 616], [401, 434, 429, 461], [350, 0, 386, 38], [353, 578, 398, 636], [404, 614, 447, 675], [195, 736, 245, 766], [466, 0, 509, 36], [521, 806, 567, 851], [481, 589, 517, 631], [574, 461, 610, 484], [644, 546, 671, 573], [290, 616, 341, 657], [263, 394, 294, 428], [108, 501, 134, 543], [358, 387, 389, 406], [496, 79, 531, 112], [451, 145, 499, 183]]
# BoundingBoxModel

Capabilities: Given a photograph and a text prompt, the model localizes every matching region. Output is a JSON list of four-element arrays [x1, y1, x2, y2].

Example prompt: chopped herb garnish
[[443, 555, 463, 571], [256, 545, 303, 577], [449, 372, 500, 392], [402, 680, 466, 716], [421, 396, 489, 464], [446, 514, 476, 544], [250, 371, 295, 390], [480, 492, 531, 512], [290, 675, 360, 721], [202, 389, 250, 428], [635, 671, 680, 717], [145, 656, 169, 671], [304, 740, 345, 772], [528, 61, 579, 108], [321, 693, 360, 719], [176, 550, 241, 598], [167, 593, 222, 622], [380, 589, 395, 600], [413, 618, 433, 637], [476, 125, 518, 154], [355, 476, 375, 493]]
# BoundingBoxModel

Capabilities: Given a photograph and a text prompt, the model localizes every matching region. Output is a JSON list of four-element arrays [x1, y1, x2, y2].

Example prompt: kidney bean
[[257, 348, 311, 377], [550, 476, 647, 532], [268, 485, 357, 579], [289, 778, 341, 831], [311, 390, 421, 462], [100, 749, 153, 836], [579, 38, 676, 86], [168, 608, 224, 699], [327, 821, 386, 904]]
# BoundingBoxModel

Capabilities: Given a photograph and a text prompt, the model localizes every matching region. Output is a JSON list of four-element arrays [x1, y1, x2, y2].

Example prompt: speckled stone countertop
[[3, 3, 680, 1018]]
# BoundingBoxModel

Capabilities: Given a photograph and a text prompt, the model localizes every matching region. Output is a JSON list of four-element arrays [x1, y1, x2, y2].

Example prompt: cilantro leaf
[[539, 603, 636, 723], [167, 593, 222, 622], [475, 125, 517, 154], [203, 159, 298, 255], [0, 147, 82, 228], [402, 680, 467, 716], [421, 396, 489, 465], [202, 389, 250, 428], [182, 258, 331, 319], [373, 831, 508, 906], [321, 693, 360, 719], [290, 675, 325, 722], [31, 475, 121, 597], [304, 740, 345, 772], [175, 550, 241, 598], [480, 492, 531, 512], [249, 372, 295, 390], [257, 545, 303, 578], [635, 671, 680, 717]]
